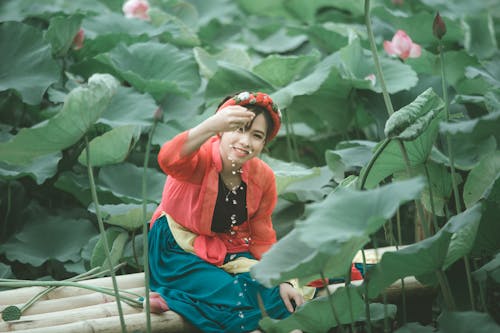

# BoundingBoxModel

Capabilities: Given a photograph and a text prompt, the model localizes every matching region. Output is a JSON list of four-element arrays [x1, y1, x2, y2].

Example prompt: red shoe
[[148, 292, 169, 313]]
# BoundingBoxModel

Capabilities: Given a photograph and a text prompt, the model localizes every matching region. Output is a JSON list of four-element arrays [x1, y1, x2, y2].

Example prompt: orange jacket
[[151, 131, 278, 266]]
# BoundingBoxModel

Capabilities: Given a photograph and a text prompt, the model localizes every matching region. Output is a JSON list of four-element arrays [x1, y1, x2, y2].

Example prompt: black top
[[211, 175, 247, 233]]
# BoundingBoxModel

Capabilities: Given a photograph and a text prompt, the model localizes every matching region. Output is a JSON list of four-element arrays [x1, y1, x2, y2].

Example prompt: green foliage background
[[0, 0, 499, 331]]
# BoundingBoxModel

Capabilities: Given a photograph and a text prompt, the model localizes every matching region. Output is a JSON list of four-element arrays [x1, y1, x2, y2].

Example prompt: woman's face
[[219, 113, 268, 167]]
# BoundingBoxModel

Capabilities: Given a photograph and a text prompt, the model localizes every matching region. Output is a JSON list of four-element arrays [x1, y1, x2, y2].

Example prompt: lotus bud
[[72, 28, 84, 50], [433, 12, 447, 40], [154, 108, 163, 121]]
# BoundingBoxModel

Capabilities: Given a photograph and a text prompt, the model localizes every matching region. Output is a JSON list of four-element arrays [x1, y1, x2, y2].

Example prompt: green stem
[[395, 210, 407, 325], [0, 279, 143, 308], [463, 256, 476, 311], [19, 267, 103, 314], [283, 108, 295, 162], [423, 163, 439, 233], [435, 270, 456, 311], [142, 120, 159, 333], [398, 140, 430, 239], [439, 41, 474, 311], [364, 0, 394, 116], [2, 181, 12, 239], [439, 42, 462, 214], [85, 136, 128, 333], [320, 271, 345, 333], [359, 138, 392, 190], [361, 250, 373, 333]]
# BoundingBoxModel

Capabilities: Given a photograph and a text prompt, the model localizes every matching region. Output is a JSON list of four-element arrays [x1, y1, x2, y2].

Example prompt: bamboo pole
[[0, 288, 144, 316], [0, 301, 142, 331], [3, 312, 201, 333], [0, 274, 144, 305]]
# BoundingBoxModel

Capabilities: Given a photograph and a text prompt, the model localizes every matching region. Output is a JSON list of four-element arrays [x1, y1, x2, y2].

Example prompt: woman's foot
[[147, 292, 169, 313]]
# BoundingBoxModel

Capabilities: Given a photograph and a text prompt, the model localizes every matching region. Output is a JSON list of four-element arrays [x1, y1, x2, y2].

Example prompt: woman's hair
[[217, 93, 278, 143], [244, 104, 274, 142]]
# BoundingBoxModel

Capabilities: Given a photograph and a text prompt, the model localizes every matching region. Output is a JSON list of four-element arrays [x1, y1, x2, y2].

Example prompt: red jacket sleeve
[[248, 169, 278, 259], [157, 131, 206, 183]]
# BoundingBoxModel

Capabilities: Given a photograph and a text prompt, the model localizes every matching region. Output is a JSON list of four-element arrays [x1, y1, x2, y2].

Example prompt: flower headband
[[217, 91, 282, 142]]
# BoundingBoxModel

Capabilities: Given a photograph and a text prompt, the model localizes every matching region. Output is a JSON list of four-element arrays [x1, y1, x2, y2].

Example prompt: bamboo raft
[[0, 247, 434, 332]]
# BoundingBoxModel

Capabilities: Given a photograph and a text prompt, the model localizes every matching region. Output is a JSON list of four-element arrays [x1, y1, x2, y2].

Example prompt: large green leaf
[[99, 86, 157, 128], [252, 178, 424, 287], [97, 163, 165, 204], [300, 23, 351, 54], [90, 227, 129, 269], [362, 117, 441, 189], [384, 88, 444, 140], [0, 21, 60, 105], [440, 110, 500, 143], [463, 13, 498, 60], [463, 151, 500, 208], [471, 174, 500, 256], [194, 47, 253, 80], [365, 205, 483, 298], [336, 38, 418, 94], [78, 125, 141, 167], [277, 166, 333, 203], [325, 141, 376, 182], [45, 14, 83, 57], [0, 152, 61, 185], [259, 286, 365, 333], [249, 28, 308, 54], [272, 53, 338, 108], [81, 12, 163, 45], [371, 6, 463, 45], [0, 74, 118, 165], [262, 155, 320, 195], [0, 213, 98, 267], [413, 161, 454, 216], [95, 42, 201, 100], [0, 0, 110, 21], [253, 52, 320, 88], [443, 204, 482, 269], [89, 203, 157, 231], [472, 253, 500, 284], [438, 311, 500, 333], [205, 62, 274, 101]]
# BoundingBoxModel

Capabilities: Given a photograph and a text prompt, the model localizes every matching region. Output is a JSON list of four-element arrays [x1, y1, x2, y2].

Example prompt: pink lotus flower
[[72, 28, 84, 50], [392, 0, 404, 5], [122, 0, 150, 20], [383, 30, 421, 60]]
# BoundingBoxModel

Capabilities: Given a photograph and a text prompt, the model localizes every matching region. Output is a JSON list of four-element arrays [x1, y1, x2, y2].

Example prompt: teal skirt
[[148, 215, 290, 333]]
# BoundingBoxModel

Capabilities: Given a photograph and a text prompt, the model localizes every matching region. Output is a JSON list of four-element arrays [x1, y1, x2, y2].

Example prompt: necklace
[[220, 174, 243, 203]]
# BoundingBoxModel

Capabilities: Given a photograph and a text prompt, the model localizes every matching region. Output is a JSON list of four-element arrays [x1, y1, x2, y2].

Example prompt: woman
[[148, 92, 304, 333]]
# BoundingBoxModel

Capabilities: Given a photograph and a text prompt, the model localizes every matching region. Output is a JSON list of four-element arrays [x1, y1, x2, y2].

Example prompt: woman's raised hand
[[210, 105, 255, 133]]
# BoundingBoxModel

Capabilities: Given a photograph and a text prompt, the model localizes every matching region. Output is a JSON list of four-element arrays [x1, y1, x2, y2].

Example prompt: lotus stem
[[364, 0, 394, 116], [361, 250, 373, 333], [85, 135, 128, 333], [359, 138, 392, 190], [320, 271, 345, 333], [142, 119, 159, 333], [0, 279, 143, 308], [435, 269, 456, 311], [396, 209, 407, 325], [438, 39, 476, 310], [423, 163, 439, 233], [282, 108, 297, 162]]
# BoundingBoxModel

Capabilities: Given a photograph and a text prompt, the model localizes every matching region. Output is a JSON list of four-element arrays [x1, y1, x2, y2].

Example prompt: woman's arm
[[181, 105, 254, 156]]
